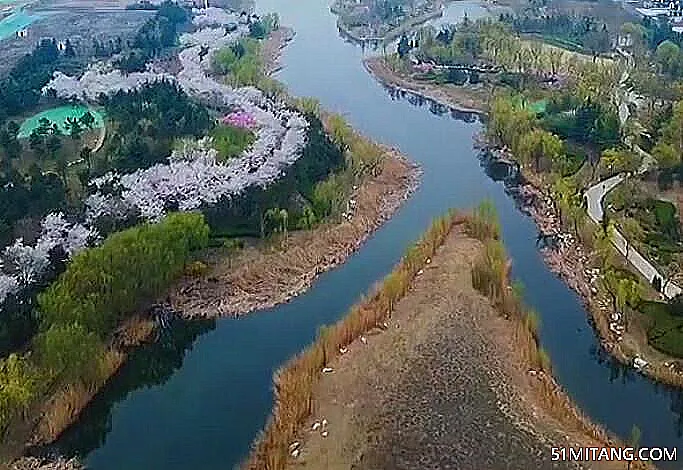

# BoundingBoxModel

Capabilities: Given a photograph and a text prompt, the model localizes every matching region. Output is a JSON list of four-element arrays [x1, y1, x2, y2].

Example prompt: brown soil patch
[[263, 27, 295, 75], [171, 150, 419, 319], [285, 230, 623, 470], [364, 57, 489, 114]]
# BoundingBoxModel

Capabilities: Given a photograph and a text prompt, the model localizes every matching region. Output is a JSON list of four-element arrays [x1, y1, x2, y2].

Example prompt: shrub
[[38, 212, 210, 338], [210, 125, 256, 161], [245, 211, 463, 470], [35, 323, 104, 383], [466, 199, 501, 241], [185, 260, 209, 277], [0, 353, 39, 431]]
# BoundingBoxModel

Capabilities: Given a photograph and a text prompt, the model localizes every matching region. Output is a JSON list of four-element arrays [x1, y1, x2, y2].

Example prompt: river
[[54, 1, 683, 468]]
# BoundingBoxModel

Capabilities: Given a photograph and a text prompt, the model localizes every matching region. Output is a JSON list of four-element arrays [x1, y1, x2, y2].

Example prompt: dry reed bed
[[244, 210, 466, 470], [173, 148, 419, 319], [467, 207, 652, 469]]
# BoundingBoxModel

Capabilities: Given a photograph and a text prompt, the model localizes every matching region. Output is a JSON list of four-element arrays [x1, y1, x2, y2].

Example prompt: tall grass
[[465, 199, 501, 241], [244, 210, 466, 470], [468, 204, 616, 447]]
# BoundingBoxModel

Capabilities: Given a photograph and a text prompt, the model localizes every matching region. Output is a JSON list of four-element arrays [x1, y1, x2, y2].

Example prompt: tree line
[[499, 13, 611, 56], [99, 80, 212, 174], [0, 212, 209, 434], [0, 39, 68, 121]]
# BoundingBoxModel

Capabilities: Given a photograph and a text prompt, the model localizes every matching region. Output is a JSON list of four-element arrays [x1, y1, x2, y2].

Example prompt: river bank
[[171, 145, 419, 319], [7, 26, 419, 470], [262, 26, 295, 75], [364, 56, 488, 113], [170, 26, 420, 319], [333, 2, 444, 44], [364, 56, 683, 389], [256, 218, 627, 470]]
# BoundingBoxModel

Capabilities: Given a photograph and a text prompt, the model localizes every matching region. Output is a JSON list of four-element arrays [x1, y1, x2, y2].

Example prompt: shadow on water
[[380, 83, 481, 123], [52, 318, 216, 458]]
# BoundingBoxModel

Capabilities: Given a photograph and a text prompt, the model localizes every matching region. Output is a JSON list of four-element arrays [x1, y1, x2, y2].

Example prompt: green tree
[[656, 40, 682, 76], [38, 212, 210, 339], [65, 116, 83, 140], [397, 33, 411, 58], [35, 322, 104, 383], [516, 128, 563, 172], [621, 218, 644, 257], [600, 147, 639, 176], [0, 354, 37, 427], [652, 100, 683, 168], [79, 110, 96, 130]]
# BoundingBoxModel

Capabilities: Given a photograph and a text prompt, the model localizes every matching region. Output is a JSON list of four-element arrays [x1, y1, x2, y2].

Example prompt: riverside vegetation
[[245, 202, 632, 470], [371, 10, 683, 382], [0, 5, 419, 465], [245, 209, 465, 470]]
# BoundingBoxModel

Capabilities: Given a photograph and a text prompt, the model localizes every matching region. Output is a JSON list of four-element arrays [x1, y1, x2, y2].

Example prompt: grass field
[[18, 105, 105, 138], [642, 300, 683, 358]]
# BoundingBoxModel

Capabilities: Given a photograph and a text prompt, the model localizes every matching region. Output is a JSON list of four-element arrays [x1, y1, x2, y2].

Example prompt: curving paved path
[[581, 59, 682, 299], [584, 173, 681, 299]]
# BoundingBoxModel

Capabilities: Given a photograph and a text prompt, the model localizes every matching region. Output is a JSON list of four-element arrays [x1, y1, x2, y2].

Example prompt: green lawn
[[18, 105, 105, 138], [642, 300, 683, 358], [210, 125, 256, 161]]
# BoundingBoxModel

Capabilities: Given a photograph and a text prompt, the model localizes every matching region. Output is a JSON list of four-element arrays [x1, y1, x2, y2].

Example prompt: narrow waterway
[[56, 1, 683, 468]]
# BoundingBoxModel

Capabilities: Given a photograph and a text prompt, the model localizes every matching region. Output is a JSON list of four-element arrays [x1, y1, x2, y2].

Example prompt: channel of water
[[53, 1, 683, 468]]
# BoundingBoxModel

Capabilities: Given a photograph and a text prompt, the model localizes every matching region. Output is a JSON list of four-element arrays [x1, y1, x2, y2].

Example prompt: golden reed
[[244, 210, 466, 470]]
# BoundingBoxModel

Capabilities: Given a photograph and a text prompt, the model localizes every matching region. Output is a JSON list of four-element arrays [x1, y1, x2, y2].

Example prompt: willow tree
[[515, 128, 563, 172], [652, 100, 683, 169]]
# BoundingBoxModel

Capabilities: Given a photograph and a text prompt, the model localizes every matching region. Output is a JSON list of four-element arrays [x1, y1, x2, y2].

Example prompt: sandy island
[[278, 226, 626, 470]]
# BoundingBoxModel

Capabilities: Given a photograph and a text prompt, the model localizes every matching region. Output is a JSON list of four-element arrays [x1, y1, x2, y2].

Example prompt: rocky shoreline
[[519, 172, 683, 387], [364, 57, 683, 388], [262, 26, 295, 75]]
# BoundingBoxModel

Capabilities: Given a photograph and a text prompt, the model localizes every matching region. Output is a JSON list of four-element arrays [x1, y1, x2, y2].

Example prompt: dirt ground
[[171, 149, 419, 318], [285, 229, 623, 470], [364, 56, 489, 113]]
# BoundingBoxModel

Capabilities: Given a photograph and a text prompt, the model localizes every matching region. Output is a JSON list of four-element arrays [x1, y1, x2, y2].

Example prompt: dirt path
[[286, 229, 621, 470]]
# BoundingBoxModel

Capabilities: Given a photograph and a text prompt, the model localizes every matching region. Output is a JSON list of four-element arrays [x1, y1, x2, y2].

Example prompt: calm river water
[[56, 1, 683, 468]]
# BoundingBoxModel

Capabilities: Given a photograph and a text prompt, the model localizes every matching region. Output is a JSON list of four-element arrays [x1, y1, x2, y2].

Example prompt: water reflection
[[381, 83, 481, 123], [55, 318, 216, 457]]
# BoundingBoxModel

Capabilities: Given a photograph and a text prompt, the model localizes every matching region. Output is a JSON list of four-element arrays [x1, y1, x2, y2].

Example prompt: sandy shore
[[284, 227, 623, 470], [170, 148, 420, 319]]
